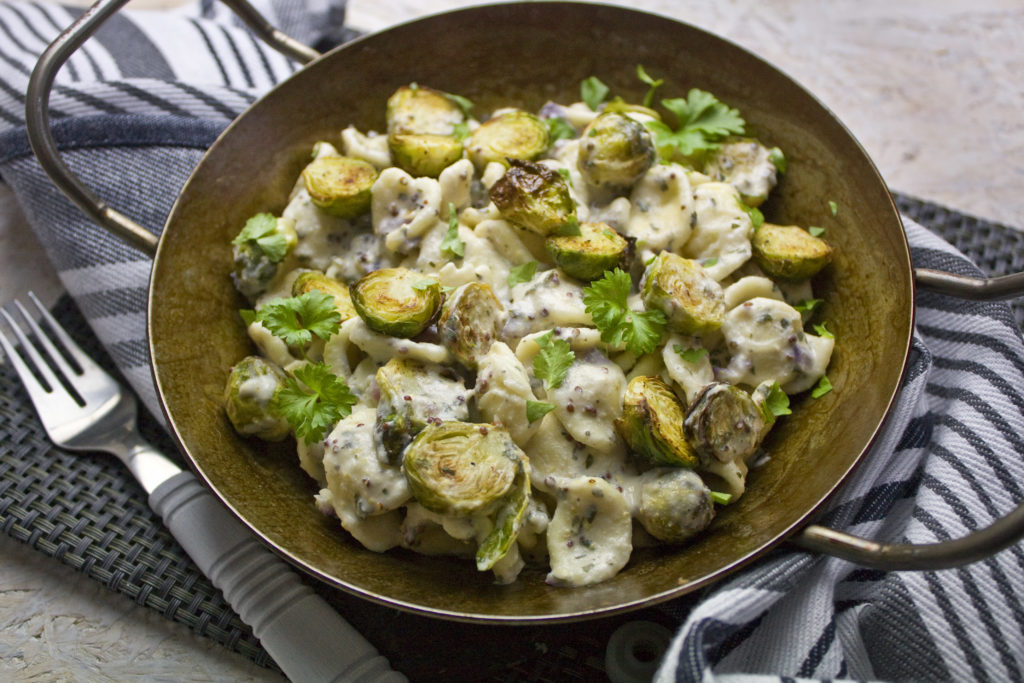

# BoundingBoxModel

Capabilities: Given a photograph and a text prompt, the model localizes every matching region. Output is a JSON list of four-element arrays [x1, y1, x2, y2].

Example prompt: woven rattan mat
[[1, 193, 1021, 681]]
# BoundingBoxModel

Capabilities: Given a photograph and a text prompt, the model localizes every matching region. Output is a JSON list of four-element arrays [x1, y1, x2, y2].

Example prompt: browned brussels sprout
[[635, 468, 715, 543], [684, 382, 767, 465], [751, 223, 834, 281], [350, 267, 443, 338], [386, 84, 466, 136], [223, 355, 290, 441], [616, 375, 698, 468], [466, 110, 549, 171], [641, 252, 725, 334], [302, 156, 378, 218], [388, 133, 465, 178], [437, 282, 505, 369], [291, 270, 357, 321], [545, 221, 629, 281], [577, 112, 655, 190], [489, 158, 577, 236]]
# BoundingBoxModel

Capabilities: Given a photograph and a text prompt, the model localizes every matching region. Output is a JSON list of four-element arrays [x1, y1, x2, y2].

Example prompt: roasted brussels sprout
[[291, 270, 357, 321], [403, 421, 525, 516], [388, 133, 464, 178], [475, 454, 531, 571], [223, 355, 290, 441], [616, 375, 698, 468], [386, 84, 465, 136], [375, 358, 471, 463], [489, 158, 577, 236], [351, 267, 442, 338], [466, 110, 549, 171], [437, 282, 505, 369], [751, 223, 834, 281], [684, 382, 767, 465], [545, 221, 629, 281], [577, 112, 656, 190], [703, 138, 780, 207], [641, 251, 725, 334], [231, 213, 297, 300], [301, 155, 377, 218], [635, 468, 715, 543]]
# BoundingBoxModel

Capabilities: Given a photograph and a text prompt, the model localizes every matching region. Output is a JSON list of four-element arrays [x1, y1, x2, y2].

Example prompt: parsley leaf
[[526, 400, 556, 423], [769, 147, 787, 174], [761, 381, 792, 425], [636, 64, 664, 108], [673, 344, 708, 364], [828, 200, 839, 216], [710, 491, 733, 506], [441, 203, 465, 259], [808, 226, 826, 237], [581, 76, 610, 111], [273, 362, 356, 443], [794, 298, 823, 314], [444, 92, 474, 116], [232, 213, 289, 262], [256, 291, 341, 347], [507, 261, 538, 288], [546, 116, 576, 142], [452, 121, 470, 142], [811, 375, 833, 399], [813, 321, 834, 338], [737, 198, 765, 230], [411, 278, 439, 291], [646, 88, 745, 158], [583, 268, 667, 356], [533, 331, 575, 390]]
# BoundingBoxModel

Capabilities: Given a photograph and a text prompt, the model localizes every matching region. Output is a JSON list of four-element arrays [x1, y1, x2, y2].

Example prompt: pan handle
[[794, 500, 1024, 570], [24, 0, 320, 258], [915, 268, 1024, 301]]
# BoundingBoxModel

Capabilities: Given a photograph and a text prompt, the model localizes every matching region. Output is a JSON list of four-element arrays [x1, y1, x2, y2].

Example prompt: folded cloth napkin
[[1, 2, 1023, 681]]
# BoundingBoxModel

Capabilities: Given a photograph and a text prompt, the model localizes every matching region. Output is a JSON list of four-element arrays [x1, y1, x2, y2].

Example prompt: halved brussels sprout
[[615, 375, 698, 468], [545, 221, 629, 281], [386, 84, 465, 136], [577, 112, 656, 190], [388, 133, 464, 178], [751, 223, 834, 281], [703, 138, 780, 207], [301, 156, 378, 218], [475, 456, 531, 571], [231, 214, 297, 300], [489, 158, 577, 236], [375, 358, 471, 462], [291, 270, 357, 321], [351, 267, 442, 338], [684, 382, 767, 465], [223, 355, 290, 441], [403, 421, 524, 516], [437, 282, 505, 369], [641, 252, 725, 334], [466, 110, 549, 171], [635, 468, 715, 543]]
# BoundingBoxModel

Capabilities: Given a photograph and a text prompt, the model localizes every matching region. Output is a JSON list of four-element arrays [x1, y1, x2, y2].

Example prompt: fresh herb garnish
[[441, 202, 465, 259], [828, 200, 839, 216], [232, 213, 289, 262], [738, 198, 765, 230], [445, 92, 474, 116], [794, 298, 823, 314], [532, 331, 575, 390], [808, 226, 826, 237], [273, 362, 356, 444], [673, 344, 708, 364], [762, 381, 792, 424], [507, 261, 538, 288], [769, 147, 787, 174], [546, 116, 576, 142], [452, 121, 470, 141], [526, 400, 556, 423], [250, 291, 341, 348], [581, 76, 610, 111], [411, 278, 439, 291], [636, 64, 664, 108], [646, 88, 745, 158], [583, 268, 666, 356], [813, 321, 834, 338], [811, 374, 833, 399], [710, 491, 733, 506]]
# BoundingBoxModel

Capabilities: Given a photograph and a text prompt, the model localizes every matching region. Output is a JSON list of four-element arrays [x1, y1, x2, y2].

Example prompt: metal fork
[[0, 293, 406, 683]]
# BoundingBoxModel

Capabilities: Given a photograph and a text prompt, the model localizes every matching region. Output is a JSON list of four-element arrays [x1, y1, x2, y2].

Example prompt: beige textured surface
[[1, 0, 1022, 680]]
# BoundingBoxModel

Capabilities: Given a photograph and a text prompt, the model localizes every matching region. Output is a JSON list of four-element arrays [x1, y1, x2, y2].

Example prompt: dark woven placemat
[[0, 193, 1020, 681]]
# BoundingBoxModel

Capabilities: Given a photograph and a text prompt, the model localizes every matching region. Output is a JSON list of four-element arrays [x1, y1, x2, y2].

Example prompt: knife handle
[[150, 471, 407, 683]]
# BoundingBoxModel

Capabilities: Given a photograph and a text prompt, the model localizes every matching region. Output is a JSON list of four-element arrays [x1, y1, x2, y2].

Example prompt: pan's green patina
[[148, 2, 912, 623]]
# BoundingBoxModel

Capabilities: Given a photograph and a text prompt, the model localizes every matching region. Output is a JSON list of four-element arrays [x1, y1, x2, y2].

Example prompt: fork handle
[[150, 471, 407, 683]]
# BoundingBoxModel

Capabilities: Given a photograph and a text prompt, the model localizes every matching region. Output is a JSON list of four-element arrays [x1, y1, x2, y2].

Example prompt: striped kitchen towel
[[1, 2, 1023, 681]]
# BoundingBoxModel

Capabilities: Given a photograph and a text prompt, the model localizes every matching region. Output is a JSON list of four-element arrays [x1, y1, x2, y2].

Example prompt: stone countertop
[[1, 1, 1022, 681]]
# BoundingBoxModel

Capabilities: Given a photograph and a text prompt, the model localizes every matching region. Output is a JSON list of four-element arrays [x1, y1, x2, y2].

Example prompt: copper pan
[[26, 0, 1024, 623]]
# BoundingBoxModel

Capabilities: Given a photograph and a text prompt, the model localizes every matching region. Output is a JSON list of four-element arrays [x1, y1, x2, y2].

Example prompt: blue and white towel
[[1, 2, 1023, 681]]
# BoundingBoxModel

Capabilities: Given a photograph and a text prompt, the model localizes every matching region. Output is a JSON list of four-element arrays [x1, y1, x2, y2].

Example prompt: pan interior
[[149, 2, 912, 622]]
